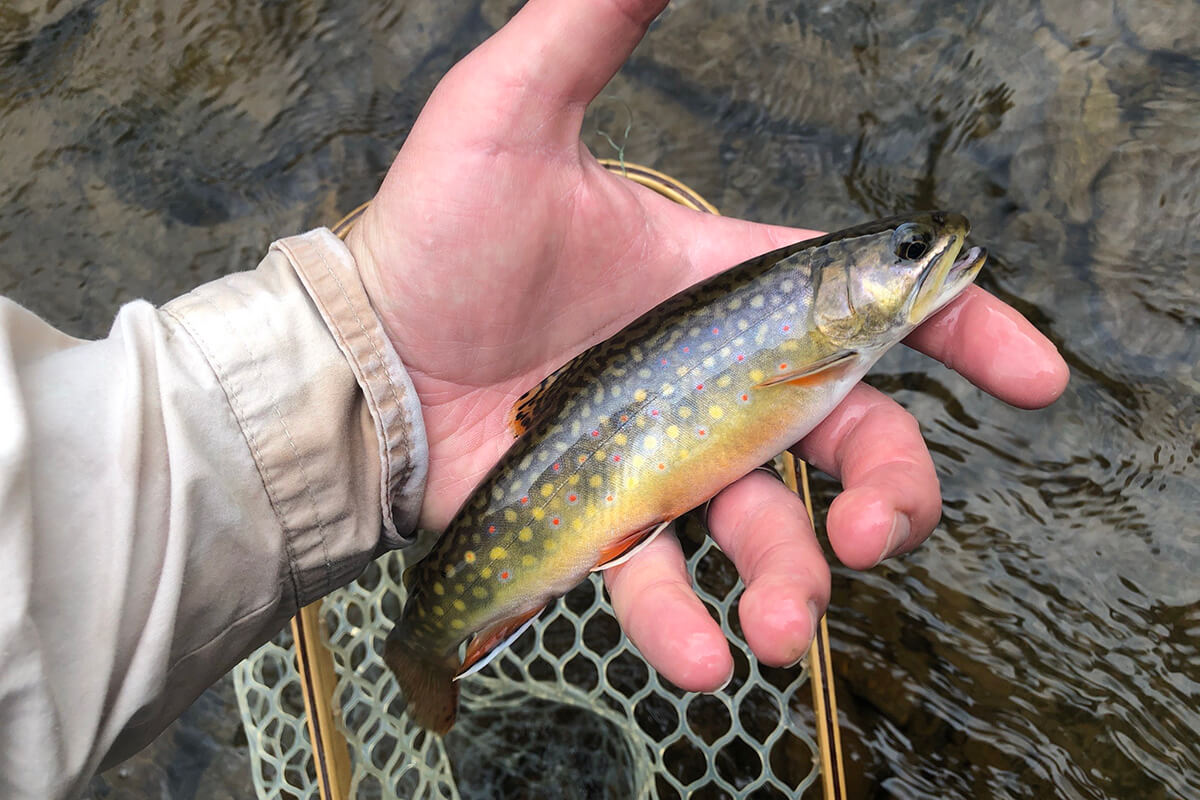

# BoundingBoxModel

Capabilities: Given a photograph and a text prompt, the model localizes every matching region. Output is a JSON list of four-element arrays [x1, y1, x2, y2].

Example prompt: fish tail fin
[[384, 632, 460, 734]]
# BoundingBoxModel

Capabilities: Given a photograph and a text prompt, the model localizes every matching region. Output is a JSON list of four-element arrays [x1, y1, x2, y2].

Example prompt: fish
[[384, 211, 986, 733]]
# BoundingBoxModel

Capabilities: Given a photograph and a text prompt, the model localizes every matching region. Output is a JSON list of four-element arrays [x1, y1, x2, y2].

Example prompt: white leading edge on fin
[[590, 519, 673, 572], [454, 614, 541, 682]]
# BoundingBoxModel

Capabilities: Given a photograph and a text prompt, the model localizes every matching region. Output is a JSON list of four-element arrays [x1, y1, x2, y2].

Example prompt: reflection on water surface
[[1, 0, 1196, 797]]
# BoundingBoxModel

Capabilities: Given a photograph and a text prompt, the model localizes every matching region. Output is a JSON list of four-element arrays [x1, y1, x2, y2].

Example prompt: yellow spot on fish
[[568, 474, 580, 486], [751, 295, 765, 308], [444, 565, 456, 578], [522, 555, 536, 567], [545, 538, 559, 551], [540, 484, 554, 497], [453, 599, 466, 611], [750, 369, 765, 382], [571, 518, 583, 532], [594, 387, 605, 403], [637, 368, 652, 379], [625, 476, 637, 490], [532, 508, 545, 520], [518, 527, 533, 542], [433, 582, 445, 595], [614, 433, 628, 446], [729, 297, 743, 310], [590, 475, 603, 488], [679, 407, 692, 419], [660, 383, 675, 396], [717, 375, 732, 388], [595, 450, 607, 461], [505, 509, 518, 522], [480, 566, 493, 579], [473, 586, 488, 599], [678, 449, 690, 459], [676, 366, 688, 377], [666, 425, 679, 439], [417, 607, 427, 618], [781, 339, 799, 351], [634, 388, 648, 402], [644, 436, 659, 451], [709, 406, 724, 420], [703, 357, 715, 368], [451, 619, 465, 630], [490, 546, 507, 560], [631, 454, 645, 468], [464, 551, 476, 563], [433, 605, 444, 616]]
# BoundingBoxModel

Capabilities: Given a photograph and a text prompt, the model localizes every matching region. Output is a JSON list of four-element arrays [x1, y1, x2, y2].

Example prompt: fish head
[[811, 211, 986, 346]]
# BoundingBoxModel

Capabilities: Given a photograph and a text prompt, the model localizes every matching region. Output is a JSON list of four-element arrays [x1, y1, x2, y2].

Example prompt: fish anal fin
[[456, 606, 543, 679], [592, 519, 672, 572], [753, 349, 860, 389]]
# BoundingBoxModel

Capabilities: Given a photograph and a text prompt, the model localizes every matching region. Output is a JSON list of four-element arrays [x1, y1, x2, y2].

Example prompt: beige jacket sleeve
[[0, 229, 427, 799]]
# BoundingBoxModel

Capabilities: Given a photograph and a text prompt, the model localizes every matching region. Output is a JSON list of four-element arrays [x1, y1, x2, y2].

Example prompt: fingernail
[[784, 601, 821, 668], [716, 662, 736, 692], [878, 513, 911, 565]]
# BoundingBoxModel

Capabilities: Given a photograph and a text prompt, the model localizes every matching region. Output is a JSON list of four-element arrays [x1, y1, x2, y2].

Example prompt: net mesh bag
[[235, 514, 821, 798]]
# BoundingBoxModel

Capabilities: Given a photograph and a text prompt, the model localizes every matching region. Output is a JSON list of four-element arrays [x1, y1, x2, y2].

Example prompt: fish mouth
[[913, 244, 986, 322]]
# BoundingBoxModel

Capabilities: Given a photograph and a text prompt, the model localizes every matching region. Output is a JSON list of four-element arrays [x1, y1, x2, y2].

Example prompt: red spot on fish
[[712, 327, 720, 335], [591, 430, 600, 437], [552, 518, 560, 526], [500, 570, 511, 581], [657, 463, 666, 470], [779, 363, 788, 370], [568, 494, 577, 503], [611, 455, 621, 463], [578, 455, 587, 464], [488, 525, 496, 533], [696, 383, 704, 391], [606, 494, 614, 502], [660, 358, 668, 365], [782, 324, 791, 332], [683, 346, 690, 353], [741, 394, 749, 402], [553, 463, 561, 471], [650, 409, 660, 417], [520, 496, 529, 505], [736, 354, 745, 362], [698, 428, 707, 436], [620, 415, 628, 422]]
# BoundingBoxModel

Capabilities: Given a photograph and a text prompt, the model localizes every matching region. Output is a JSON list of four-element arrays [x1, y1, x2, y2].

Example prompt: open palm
[[346, 0, 1068, 689]]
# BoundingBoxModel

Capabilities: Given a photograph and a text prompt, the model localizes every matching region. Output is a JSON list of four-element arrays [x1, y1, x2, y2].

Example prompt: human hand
[[346, 0, 1069, 689]]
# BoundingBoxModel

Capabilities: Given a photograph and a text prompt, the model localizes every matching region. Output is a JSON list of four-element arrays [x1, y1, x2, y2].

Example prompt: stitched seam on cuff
[[219, 279, 335, 598]]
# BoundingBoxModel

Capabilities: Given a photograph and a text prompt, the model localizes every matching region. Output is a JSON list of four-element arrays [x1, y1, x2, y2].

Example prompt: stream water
[[2, 1, 1196, 798]]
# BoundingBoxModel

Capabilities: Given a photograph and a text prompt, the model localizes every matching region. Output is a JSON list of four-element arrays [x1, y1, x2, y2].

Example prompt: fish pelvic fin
[[456, 606, 544, 681], [592, 519, 673, 572], [752, 349, 860, 389], [384, 632, 460, 734]]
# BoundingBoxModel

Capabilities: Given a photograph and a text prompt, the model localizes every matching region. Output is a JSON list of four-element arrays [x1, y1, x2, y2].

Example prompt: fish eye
[[892, 223, 933, 261]]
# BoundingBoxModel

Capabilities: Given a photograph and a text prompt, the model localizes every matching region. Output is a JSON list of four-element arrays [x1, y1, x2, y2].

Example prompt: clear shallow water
[[1, 1, 1196, 797]]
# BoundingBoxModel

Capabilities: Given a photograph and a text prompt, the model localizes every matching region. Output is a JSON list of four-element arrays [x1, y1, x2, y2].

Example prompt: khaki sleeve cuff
[[272, 229, 428, 548]]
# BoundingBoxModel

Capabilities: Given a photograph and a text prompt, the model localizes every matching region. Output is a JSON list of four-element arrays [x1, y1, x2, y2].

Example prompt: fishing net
[[235, 515, 820, 799], [234, 163, 825, 798]]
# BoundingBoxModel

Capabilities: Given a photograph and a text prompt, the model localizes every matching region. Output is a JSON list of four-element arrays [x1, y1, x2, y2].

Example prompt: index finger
[[904, 285, 1069, 409]]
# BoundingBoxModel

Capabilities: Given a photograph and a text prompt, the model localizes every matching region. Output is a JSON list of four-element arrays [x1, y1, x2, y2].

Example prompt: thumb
[[469, 0, 668, 109]]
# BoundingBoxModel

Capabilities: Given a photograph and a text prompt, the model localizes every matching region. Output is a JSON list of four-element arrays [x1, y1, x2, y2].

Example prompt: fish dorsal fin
[[591, 519, 673, 572], [454, 607, 544, 681], [507, 351, 592, 437], [752, 349, 860, 389]]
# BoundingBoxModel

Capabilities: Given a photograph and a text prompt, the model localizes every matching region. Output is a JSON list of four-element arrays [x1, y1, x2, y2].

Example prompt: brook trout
[[386, 211, 986, 732]]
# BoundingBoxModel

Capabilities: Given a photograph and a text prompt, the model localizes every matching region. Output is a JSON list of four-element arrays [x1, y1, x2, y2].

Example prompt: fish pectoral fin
[[455, 607, 544, 681], [591, 519, 673, 572], [752, 349, 860, 389], [507, 351, 591, 437]]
